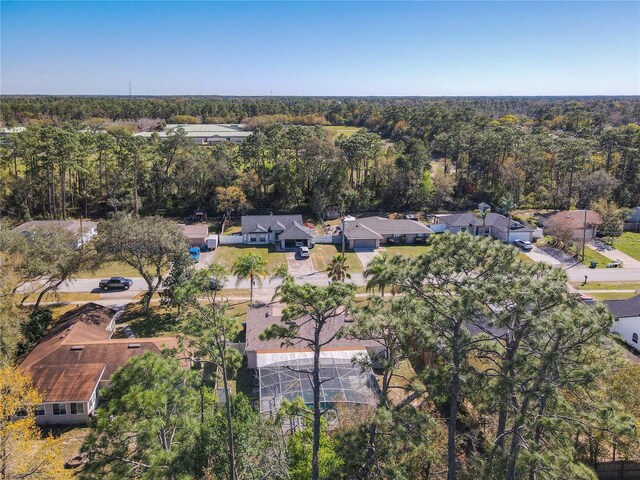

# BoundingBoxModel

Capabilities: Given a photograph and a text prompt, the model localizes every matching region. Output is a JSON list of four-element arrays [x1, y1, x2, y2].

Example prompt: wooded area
[[0, 96, 638, 222]]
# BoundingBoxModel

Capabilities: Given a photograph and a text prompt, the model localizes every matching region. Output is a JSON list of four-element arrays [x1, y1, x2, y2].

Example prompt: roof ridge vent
[[128, 343, 141, 349], [70, 345, 84, 351]]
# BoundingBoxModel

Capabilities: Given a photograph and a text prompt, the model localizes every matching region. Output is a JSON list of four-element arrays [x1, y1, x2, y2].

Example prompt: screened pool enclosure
[[258, 356, 379, 415]]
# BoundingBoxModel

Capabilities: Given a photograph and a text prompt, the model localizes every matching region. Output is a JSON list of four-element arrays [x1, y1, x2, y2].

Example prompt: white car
[[299, 246, 310, 258], [514, 239, 533, 251]]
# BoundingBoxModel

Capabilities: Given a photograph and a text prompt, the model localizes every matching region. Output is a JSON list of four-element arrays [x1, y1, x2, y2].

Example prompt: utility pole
[[129, 81, 132, 96], [581, 208, 588, 261], [341, 203, 346, 255]]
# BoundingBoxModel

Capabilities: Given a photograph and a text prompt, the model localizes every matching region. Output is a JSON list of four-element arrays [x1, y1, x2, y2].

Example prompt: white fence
[[314, 234, 341, 244], [219, 235, 244, 245]]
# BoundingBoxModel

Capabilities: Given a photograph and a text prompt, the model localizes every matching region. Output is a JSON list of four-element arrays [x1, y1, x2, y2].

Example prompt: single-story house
[[180, 224, 209, 247], [343, 216, 434, 249], [483, 213, 535, 243], [241, 215, 314, 250], [430, 212, 534, 243], [605, 295, 640, 351], [245, 305, 381, 416], [429, 213, 485, 235], [134, 124, 253, 145], [13, 219, 98, 247], [546, 210, 603, 241], [18, 303, 182, 425]]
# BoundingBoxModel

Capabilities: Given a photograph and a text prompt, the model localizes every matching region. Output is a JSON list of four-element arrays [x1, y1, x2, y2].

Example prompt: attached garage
[[351, 238, 379, 249]]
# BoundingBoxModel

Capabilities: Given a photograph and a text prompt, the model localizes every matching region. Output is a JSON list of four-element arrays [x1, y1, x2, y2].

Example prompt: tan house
[[180, 223, 209, 247]]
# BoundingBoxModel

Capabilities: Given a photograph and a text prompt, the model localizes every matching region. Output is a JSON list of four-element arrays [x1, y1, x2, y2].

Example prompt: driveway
[[354, 248, 380, 270], [522, 246, 562, 266], [591, 241, 640, 268], [286, 252, 316, 279]]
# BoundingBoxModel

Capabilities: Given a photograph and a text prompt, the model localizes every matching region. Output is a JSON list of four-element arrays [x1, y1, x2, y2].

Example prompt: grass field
[[322, 126, 361, 138], [516, 253, 535, 263], [613, 232, 640, 261], [311, 244, 363, 273], [213, 245, 287, 274], [589, 292, 637, 301]]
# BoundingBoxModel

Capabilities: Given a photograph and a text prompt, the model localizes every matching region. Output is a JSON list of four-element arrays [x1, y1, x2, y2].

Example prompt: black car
[[98, 276, 133, 291]]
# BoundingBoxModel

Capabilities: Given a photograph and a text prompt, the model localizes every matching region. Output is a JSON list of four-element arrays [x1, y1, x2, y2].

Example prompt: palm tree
[[326, 254, 351, 282], [232, 253, 268, 307], [363, 253, 395, 296]]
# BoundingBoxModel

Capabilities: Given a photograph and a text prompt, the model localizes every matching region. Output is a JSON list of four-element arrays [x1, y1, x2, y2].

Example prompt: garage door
[[353, 239, 378, 249], [508, 232, 531, 244]]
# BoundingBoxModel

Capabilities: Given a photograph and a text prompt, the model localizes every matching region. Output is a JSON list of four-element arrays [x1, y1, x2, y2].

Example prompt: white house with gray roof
[[430, 212, 534, 243], [240, 214, 314, 250]]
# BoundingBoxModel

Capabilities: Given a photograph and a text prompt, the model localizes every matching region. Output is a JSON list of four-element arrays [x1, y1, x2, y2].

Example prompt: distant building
[[134, 124, 252, 144], [624, 206, 640, 232], [18, 303, 184, 425]]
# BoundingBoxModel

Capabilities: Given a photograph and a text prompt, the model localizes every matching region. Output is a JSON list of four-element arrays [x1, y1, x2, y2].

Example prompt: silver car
[[514, 239, 533, 251], [299, 246, 310, 258]]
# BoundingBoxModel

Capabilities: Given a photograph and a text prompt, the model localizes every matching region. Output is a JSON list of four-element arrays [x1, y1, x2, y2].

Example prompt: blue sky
[[1, 1, 638, 96]]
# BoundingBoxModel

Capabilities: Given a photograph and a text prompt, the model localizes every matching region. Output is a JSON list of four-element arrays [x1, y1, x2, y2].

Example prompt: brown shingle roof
[[19, 302, 182, 403], [20, 303, 116, 370], [549, 210, 603, 229], [29, 363, 106, 402]]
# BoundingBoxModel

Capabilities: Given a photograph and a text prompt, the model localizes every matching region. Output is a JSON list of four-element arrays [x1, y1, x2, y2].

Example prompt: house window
[[259, 235, 266, 242], [15, 408, 27, 418], [52, 403, 67, 415], [633, 333, 638, 344], [70, 403, 85, 415], [249, 235, 257, 242], [35, 405, 45, 416]]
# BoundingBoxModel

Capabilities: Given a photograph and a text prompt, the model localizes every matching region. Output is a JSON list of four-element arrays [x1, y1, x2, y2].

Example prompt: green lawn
[[573, 281, 640, 291], [213, 245, 287, 274], [311, 244, 363, 273], [580, 246, 611, 268], [382, 244, 432, 258], [322, 126, 361, 139], [613, 232, 640, 261], [516, 253, 535, 263]]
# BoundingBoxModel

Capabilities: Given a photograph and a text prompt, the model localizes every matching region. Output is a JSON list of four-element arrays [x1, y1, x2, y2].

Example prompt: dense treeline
[[0, 97, 639, 222], [2, 95, 639, 127]]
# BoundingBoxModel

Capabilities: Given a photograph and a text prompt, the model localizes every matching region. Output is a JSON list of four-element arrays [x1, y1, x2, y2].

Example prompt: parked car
[[98, 277, 133, 291], [606, 259, 624, 268], [514, 239, 533, 251], [299, 246, 310, 258], [189, 246, 201, 262]]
